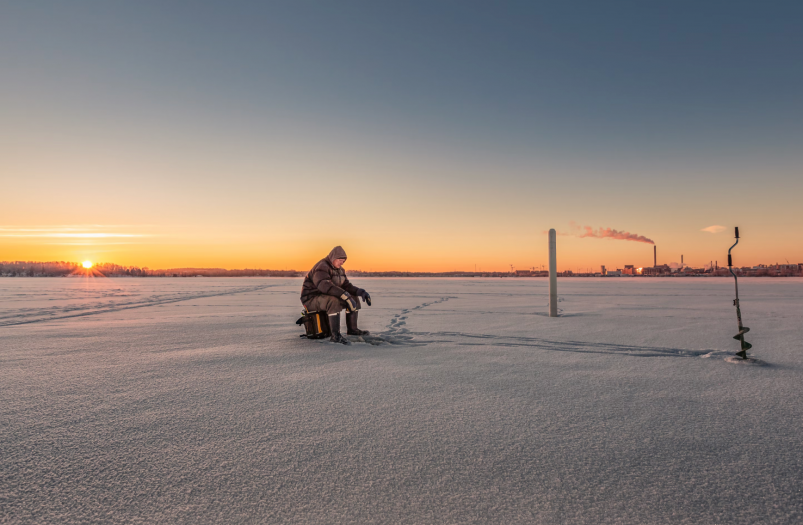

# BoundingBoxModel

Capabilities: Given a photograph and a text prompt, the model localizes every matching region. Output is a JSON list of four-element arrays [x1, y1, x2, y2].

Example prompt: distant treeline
[[2, 261, 89, 277], [0, 261, 302, 277]]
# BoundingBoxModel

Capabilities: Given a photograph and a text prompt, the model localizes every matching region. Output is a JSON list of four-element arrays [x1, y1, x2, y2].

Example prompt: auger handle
[[728, 226, 740, 268]]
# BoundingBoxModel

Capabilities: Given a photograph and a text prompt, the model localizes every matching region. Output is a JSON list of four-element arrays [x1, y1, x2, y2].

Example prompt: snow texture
[[1, 277, 802, 524]]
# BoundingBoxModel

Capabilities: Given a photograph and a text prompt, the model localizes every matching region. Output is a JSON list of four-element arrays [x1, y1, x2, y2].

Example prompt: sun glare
[[82, 261, 93, 269]]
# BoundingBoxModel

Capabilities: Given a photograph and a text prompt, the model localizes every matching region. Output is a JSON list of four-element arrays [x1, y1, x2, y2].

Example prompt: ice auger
[[727, 227, 752, 359]]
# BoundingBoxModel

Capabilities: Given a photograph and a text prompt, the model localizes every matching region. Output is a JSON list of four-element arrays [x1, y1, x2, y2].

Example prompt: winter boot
[[346, 311, 370, 336], [328, 313, 351, 345]]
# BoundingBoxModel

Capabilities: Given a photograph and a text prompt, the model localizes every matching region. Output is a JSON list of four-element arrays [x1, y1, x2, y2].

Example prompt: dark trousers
[[304, 294, 361, 315]]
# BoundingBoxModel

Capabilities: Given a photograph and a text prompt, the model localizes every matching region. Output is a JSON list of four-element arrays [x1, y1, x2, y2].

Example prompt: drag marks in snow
[[0, 284, 278, 328], [412, 330, 728, 359], [367, 295, 723, 358], [363, 288, 728, 358]]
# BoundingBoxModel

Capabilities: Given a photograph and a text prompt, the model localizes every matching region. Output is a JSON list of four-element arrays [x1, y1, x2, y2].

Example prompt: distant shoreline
[[3, 261, 801, 278]]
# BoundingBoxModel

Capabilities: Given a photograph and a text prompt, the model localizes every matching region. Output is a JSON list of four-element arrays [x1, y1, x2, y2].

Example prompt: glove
[[359, 291, 371, 306], [340, 292, 358, 312]]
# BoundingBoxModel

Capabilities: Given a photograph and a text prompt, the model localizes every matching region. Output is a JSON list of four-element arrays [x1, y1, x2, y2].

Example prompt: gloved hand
[[359, 291, 371, 306], [340, 292, 358, 312]]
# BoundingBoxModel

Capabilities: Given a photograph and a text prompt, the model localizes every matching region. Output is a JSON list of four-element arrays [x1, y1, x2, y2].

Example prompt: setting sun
[[82, 261, 93, 269]]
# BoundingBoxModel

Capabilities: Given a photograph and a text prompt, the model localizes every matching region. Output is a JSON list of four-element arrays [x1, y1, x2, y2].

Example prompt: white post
[[549, 228, 558, 317]]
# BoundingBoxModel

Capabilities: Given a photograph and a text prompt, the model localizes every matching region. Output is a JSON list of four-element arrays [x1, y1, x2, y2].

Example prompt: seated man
[[300, 246, 371, 345]]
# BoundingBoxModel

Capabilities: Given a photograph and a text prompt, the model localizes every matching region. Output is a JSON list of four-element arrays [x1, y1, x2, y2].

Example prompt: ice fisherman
[[300, 246, 371, 345]]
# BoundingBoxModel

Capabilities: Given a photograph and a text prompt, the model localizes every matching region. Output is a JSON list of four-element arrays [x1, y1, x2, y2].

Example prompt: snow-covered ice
[[1, 277, 802, 524]]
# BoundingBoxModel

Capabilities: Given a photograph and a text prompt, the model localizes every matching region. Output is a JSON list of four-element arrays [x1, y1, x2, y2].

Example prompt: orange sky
[[1, 217, 799, 273]]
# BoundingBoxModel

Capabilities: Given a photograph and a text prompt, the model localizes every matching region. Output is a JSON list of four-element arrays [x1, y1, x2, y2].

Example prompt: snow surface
[[1, 277, 802, 524]]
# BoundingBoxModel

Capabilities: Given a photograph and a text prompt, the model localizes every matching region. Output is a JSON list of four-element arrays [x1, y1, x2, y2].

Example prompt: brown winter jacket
[[300, 246, 364, 305]]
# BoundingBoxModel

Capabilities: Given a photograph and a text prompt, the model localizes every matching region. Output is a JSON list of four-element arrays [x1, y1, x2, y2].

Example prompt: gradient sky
[[2, 1, 802, 272]]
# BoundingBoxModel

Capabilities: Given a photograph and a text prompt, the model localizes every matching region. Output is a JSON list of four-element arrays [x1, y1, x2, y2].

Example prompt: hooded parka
[[300, 246, 365, 307]]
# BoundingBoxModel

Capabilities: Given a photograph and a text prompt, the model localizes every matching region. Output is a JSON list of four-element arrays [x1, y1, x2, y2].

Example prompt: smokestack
[[654, 246, 657, 267], [681, 254, 684, 266]]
